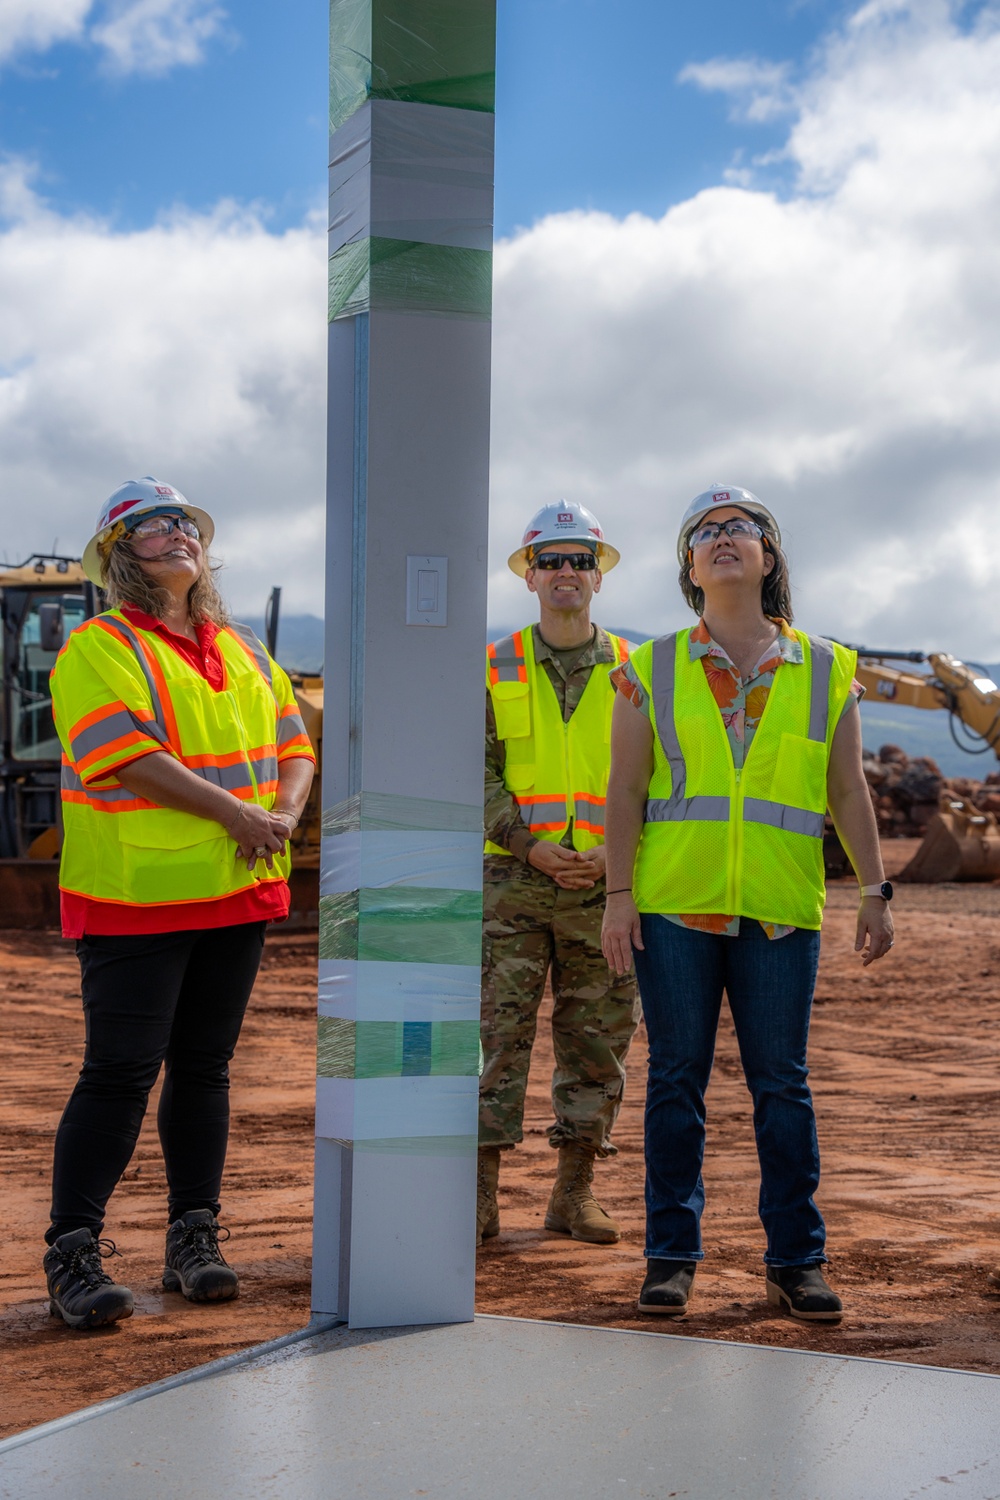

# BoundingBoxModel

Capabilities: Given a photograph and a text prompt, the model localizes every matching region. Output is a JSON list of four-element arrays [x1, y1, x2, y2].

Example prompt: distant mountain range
[[244, 613, 1000, 780]]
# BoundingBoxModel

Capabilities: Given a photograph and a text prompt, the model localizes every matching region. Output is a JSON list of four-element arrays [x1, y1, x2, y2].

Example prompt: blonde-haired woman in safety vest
[[602, 486, 893, 1323], [43, 477, 315, 1330]]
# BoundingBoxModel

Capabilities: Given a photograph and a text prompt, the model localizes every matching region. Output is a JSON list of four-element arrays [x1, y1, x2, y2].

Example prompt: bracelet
[[225, 802, 246, 834], [605, 887, 633, 896], [272, 809, 299, 829]]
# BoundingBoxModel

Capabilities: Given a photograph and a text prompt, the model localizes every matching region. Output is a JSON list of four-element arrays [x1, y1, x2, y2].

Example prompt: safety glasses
[[689, 517, 763, 549], [531, 550, 599, 572], [130, 514, 200, 541]]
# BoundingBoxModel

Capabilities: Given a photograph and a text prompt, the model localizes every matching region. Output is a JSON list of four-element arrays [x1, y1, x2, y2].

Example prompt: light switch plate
[[406, 555, 448, 627]]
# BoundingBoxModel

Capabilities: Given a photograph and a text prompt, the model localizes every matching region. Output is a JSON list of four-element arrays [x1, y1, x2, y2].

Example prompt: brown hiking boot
[[476, 1146, 501, 1247], [544, 1142, 620, 1245]]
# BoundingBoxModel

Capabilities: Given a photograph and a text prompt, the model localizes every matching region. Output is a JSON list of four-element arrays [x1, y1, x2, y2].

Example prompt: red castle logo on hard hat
[[154, 486, 175, 496], [557, 512, 574, 523], [712, 491, 730, 503]]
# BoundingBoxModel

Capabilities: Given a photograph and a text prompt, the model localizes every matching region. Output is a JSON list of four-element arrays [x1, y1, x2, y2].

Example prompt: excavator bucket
[[898, 799, 1000, 882]]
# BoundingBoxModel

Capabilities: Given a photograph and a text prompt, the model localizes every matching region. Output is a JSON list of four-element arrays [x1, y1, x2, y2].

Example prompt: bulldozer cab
[[0, 557, 96, 858]]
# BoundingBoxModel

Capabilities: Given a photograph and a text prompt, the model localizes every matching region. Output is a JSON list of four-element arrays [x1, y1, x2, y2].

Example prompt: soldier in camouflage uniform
[[479, 502, 639, 1247]]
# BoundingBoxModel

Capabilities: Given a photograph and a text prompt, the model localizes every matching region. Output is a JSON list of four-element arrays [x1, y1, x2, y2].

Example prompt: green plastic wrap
[[329, 237, 492, 321], [330, 0, 496, 133], [323, 790, 482, 836], [319, 886, 482, 965], [318, 1016, 480, 1079]]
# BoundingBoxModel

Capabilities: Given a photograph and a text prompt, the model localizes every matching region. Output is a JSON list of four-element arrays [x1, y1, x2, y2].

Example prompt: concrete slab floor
[[1, 1315, 998, 1499]]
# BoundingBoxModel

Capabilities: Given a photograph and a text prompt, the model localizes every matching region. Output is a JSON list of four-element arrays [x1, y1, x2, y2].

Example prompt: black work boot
[[163, 1209, 239, 1303], [766, 1263, 843, 1322], [44, 1228, 134, 1330], [637, 1258, 697, 1316]]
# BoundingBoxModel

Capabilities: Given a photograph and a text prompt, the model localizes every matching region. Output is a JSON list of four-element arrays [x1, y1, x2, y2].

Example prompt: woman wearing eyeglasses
[[602, 486, 893, 1322], [42, 477, 316, 1329]]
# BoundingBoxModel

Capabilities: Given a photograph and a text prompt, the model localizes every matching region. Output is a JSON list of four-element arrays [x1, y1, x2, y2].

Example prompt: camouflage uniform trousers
[[479, 855, 639, 1157]]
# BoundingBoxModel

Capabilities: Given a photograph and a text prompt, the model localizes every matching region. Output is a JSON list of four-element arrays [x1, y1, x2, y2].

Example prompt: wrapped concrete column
[[312, 0, 495, 1328]]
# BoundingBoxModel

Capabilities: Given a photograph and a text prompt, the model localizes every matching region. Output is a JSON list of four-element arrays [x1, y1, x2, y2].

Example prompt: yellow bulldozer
[[844, 646, 1000, 882]]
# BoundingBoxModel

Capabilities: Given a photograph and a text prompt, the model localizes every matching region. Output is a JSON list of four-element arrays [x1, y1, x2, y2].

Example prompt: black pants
[[47, 922, 266, 1244]]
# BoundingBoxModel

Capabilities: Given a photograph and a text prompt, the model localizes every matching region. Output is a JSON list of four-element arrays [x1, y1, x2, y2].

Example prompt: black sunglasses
[[531, 550, 599, 572]]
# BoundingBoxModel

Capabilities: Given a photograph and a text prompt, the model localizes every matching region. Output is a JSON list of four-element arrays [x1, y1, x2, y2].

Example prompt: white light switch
[[406, 555, 448, 627]]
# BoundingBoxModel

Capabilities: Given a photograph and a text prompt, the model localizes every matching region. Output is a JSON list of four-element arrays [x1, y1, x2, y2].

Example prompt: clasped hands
[[227, 801, 296, 871], [527, 841, 605, 889]]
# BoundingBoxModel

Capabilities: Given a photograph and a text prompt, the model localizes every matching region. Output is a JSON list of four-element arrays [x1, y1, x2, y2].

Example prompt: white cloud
[[0, 0, 92, 63], [90, 0, 228, 76], [487, 0, 1000, 657], [3, 0, 1000, 659], [0, 0, 227, 75], [679, 56, 796, 123], [0, 162, 327, 615]]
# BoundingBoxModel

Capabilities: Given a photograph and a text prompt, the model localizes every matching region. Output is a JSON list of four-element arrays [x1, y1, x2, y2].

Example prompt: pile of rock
[[863, 744, 1000, 836]]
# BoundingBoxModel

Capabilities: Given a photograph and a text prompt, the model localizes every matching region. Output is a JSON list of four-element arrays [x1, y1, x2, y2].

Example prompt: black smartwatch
[[859, 881, 893, 901]]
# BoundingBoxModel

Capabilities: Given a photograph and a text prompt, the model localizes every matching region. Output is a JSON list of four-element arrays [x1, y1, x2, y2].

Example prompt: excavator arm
[[843, 645, 1000, 758], [834, 643, 1000, 880]]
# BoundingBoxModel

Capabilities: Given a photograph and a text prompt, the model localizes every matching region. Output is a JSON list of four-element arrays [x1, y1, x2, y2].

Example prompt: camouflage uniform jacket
[[484, 624, 621, 868]]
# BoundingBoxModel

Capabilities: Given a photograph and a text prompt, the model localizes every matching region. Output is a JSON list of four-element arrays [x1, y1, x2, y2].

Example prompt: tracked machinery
[[833, 645, 1000, 883], [0, 556, 99, 924]]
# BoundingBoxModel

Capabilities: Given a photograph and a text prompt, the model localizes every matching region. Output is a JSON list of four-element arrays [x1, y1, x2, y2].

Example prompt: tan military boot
[[476, 1146, 501, 1247], [544, 1142, 621, 1244]]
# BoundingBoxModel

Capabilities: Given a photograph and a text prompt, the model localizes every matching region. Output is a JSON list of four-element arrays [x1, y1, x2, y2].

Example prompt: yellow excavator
[[841, 645, 1000, 882]]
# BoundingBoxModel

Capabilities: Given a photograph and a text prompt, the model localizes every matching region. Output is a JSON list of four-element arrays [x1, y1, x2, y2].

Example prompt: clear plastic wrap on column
[[329, 101, 494, 254], [317, 791, 483, 1088], [330, 0, 496, 132]]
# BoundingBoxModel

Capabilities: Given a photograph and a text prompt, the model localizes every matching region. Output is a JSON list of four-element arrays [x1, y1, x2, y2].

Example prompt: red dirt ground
[[3, 839, 1000, 1439]]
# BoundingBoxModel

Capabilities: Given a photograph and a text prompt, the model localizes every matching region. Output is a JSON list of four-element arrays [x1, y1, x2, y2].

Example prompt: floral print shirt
[[612, 618, 861, 940]]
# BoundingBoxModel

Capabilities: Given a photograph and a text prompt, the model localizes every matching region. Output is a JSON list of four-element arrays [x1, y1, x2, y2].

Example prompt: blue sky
[[0, 0, 852, 234]]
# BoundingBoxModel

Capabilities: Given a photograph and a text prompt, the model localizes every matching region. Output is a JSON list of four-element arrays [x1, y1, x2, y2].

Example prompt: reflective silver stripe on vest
[[189, 763, 255, 793], [70, 706, 167, 762], [61, 763, 143, 804], [806, 634, 834, 742], [518, 796, 566, 828], [574, 797, 606, 829], [489, 632, 526, 683], [249, 752, 279, 785], [743, 798, 825, 839], [228, 621, 274, 692], [96, 614, 169, 739], [644, 795, 729, 823], [648, 632, 731, 822], [277, 711, 308, 746]]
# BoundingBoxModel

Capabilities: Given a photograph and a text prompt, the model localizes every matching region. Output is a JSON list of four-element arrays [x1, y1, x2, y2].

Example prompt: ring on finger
[[254, 845, 267, 858]]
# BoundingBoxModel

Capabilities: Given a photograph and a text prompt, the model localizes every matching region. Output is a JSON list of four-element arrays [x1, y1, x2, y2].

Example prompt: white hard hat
[[82, 477, 215, 586], [676, 486, 780, 565], [508, 501, 620, 579]]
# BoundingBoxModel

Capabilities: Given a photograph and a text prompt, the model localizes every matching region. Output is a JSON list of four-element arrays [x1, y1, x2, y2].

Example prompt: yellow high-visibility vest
[[630, 629, 856, 930], [485, 625, 630, 856], [51, 611, 312, 910]]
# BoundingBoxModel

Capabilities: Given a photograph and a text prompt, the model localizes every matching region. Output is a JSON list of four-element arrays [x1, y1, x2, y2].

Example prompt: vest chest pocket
[[491, 681, 531, 741], [773, 732, 829, 811]]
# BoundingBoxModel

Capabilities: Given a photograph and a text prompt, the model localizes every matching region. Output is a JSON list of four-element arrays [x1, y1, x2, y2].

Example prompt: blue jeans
[[634, 915, 825, 1267]]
